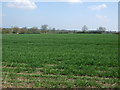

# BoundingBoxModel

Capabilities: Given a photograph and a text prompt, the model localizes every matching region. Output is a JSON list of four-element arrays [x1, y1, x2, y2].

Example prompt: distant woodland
[[1, 25, 119, 34]]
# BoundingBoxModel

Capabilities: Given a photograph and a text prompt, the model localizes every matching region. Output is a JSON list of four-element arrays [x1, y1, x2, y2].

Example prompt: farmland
[[2, 34, 119, 88]]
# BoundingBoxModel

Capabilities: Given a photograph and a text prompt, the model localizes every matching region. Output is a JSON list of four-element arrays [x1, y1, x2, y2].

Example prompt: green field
[[2, 34, 119, 88]]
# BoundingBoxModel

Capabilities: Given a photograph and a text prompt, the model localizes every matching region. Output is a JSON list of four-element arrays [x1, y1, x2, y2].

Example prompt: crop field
[[2, 34, 119, 88]]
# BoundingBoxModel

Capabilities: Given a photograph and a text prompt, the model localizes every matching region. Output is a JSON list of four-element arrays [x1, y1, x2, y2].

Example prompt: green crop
[[2, 34, 119, 88]]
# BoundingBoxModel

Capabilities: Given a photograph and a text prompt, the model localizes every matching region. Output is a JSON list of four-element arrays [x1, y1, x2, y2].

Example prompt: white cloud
[[89, 4, 107, 10], [2, 0, 83, 2], [1, 0, 119, 2], [0, 13, 6, 17], [6, 0, 37, 10], [67, 0, 82, 3], [96, 14, 107, 19]]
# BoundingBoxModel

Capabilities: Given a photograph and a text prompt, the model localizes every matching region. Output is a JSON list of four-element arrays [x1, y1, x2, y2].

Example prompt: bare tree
[[19, 27, 28, 34], [82, 25, 88, 32], [12, 27, 20, 34], [41, 24, 48, 33], [97, 26, 106, 32], [30, 27, 39, 34]]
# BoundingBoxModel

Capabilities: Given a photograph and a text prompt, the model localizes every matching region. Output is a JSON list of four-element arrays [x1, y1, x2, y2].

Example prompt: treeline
[[1, 25, 119, 34]]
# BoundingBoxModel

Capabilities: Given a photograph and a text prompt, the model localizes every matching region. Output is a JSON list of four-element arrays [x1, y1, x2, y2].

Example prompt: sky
[[1, 0, 118, 31]]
